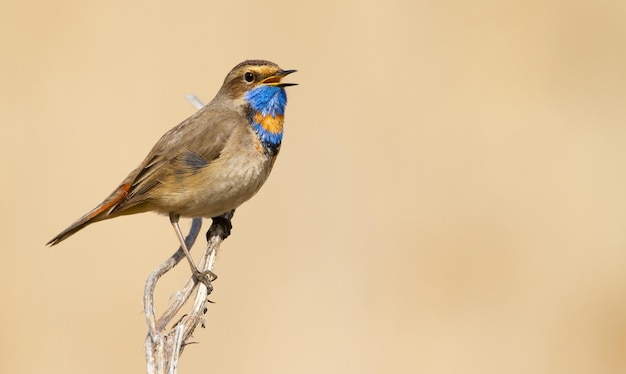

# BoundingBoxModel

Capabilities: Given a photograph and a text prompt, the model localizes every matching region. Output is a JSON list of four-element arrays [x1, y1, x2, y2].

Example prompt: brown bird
[[47, 59, 296, 284]]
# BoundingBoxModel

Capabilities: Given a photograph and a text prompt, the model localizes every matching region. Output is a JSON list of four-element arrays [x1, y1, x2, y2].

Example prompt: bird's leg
[[169, 213, 215, 290], [207, 210, 235, 242]]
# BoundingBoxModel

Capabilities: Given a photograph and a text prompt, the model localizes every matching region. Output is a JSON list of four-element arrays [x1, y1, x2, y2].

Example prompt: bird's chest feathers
[[244, 86, 288, 155], [254, 112, 284, 135]]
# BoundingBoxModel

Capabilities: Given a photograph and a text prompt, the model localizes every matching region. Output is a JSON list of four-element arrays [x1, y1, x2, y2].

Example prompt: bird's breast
[[154, 137, 276, 218], [254, 112, 284, 134]]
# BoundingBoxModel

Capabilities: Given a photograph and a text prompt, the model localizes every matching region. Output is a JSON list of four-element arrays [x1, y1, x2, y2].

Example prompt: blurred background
[[1, 0, 625, 373]]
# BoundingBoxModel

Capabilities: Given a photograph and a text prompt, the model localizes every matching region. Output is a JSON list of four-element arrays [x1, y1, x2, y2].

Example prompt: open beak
[[262, 69, 298, 87]]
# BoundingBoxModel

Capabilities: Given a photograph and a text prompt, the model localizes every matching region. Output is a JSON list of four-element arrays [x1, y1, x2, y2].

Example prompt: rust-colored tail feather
[[47, 184, 130, 246]]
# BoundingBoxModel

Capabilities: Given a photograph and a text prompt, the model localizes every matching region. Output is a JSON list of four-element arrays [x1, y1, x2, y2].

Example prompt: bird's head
[[217, 60, 297, 104], [215, 60, 297, 154]]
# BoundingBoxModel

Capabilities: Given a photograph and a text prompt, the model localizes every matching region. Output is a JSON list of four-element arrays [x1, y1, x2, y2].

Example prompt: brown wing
[[109, 106, 245, 215], [47, 106, 245, 246]]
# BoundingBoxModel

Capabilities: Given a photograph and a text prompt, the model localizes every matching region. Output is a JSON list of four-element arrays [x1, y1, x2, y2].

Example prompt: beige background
[[2, 0, 626, 373]]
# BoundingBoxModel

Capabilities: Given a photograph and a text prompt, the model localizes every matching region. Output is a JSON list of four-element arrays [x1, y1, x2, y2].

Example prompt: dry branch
[[144, 216, 230, 373]]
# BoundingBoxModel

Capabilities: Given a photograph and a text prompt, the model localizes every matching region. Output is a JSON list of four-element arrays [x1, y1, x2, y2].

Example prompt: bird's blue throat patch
[[244, 85, 288, 155]]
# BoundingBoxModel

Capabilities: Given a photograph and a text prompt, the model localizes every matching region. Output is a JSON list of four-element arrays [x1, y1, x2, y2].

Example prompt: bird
[[47, 59, 297, 286]]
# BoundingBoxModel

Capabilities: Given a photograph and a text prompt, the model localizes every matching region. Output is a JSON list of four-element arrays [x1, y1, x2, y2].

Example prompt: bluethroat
[[47, 60, 297, 285]]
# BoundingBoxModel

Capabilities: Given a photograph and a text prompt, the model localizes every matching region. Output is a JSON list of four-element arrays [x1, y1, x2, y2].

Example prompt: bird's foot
[[193, 269, 217, 292]]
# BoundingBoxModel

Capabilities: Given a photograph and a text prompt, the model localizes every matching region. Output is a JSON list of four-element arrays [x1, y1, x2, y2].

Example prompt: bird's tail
[[47, 183, 131, 246]]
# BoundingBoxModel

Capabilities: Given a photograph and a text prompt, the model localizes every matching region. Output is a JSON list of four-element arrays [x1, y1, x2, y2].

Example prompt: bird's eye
[[244, 72, 254, 83]]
